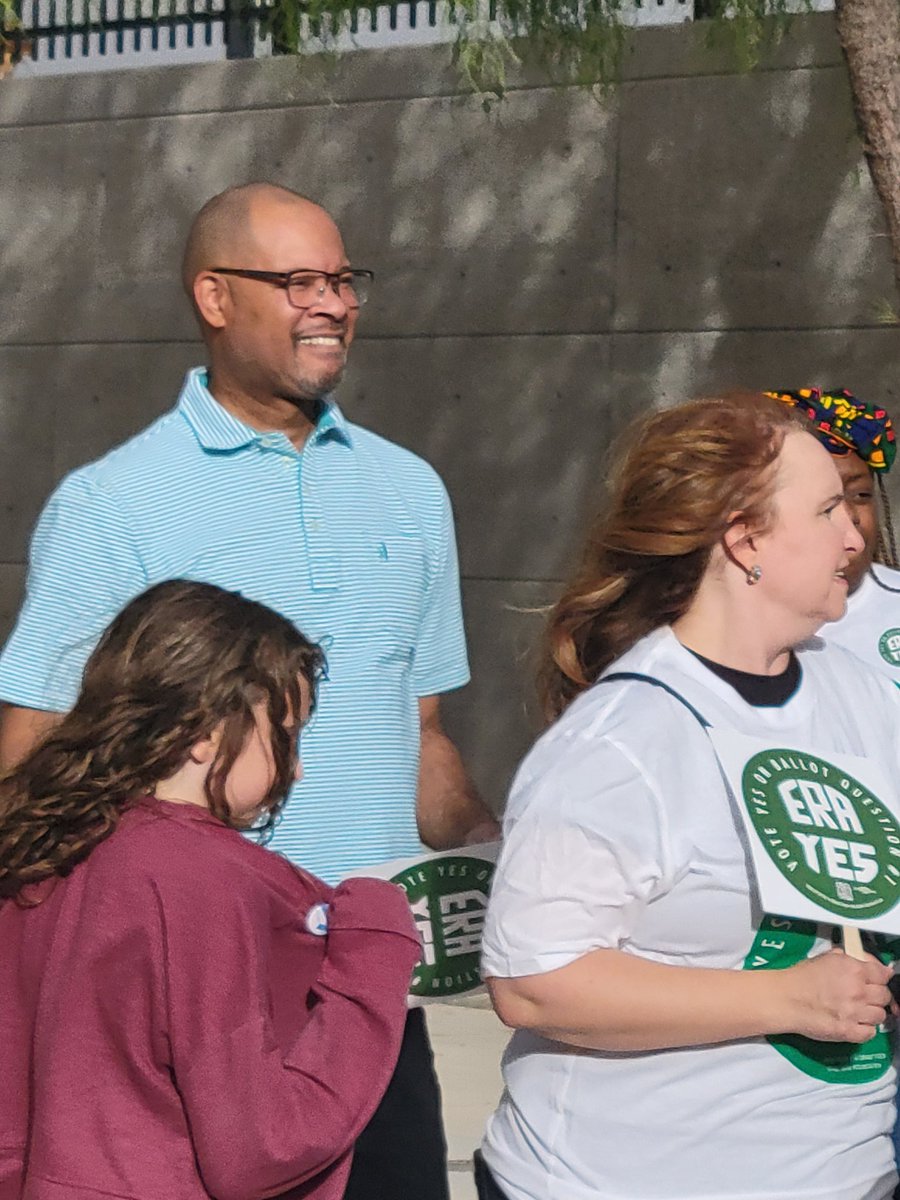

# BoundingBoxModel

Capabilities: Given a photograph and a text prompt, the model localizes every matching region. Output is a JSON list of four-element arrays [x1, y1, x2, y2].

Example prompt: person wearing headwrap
[[766, 388, 900, 683]]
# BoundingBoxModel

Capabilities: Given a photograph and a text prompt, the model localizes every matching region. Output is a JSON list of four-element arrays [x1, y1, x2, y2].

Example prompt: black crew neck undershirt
[[687, 648, 801, 708]]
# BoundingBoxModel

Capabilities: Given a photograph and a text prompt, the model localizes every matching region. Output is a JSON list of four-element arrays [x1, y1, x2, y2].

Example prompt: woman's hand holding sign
[[488, 943, 895, 1053], [780, 948, 894, 1043]]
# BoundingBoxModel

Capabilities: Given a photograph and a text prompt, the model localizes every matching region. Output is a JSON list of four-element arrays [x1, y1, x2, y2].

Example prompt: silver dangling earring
[[746, 565, 762, 586]]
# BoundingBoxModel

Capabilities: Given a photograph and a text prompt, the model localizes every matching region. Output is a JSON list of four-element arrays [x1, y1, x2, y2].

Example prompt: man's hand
[[416, 695, 500, 850], [462, 818, 502, 846]]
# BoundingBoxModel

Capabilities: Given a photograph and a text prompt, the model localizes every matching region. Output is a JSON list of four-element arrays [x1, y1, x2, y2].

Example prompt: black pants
[[473, 1150, 509, 1200], [343, 1008, 450, 1200]]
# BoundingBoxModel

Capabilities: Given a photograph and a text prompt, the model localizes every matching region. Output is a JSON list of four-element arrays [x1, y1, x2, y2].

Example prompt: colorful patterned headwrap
[[765, 387, 896, 473]]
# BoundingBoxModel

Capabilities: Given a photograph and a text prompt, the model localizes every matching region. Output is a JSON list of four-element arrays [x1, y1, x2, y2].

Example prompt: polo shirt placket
[[297, 422, 344, 596]]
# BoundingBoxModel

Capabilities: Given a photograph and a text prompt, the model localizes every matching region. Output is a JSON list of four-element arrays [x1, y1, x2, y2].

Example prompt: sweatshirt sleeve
[[158, 874, 421, 1200]]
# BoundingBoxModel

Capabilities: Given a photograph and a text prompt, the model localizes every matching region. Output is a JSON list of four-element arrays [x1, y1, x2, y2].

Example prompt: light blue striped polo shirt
[[0, 368, 470, 882]]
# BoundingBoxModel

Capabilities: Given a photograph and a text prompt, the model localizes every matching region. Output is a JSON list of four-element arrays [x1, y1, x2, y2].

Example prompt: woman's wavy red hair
[[539, 392, 808, 721]]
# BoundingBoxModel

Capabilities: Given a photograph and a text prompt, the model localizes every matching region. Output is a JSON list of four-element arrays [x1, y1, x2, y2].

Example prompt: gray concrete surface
[[428, 1002, 510, 1200], [3, 14, 900, 807]]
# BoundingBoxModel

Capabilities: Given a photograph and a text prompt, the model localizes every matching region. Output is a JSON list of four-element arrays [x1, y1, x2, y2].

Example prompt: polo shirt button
[[308, 519, 321, 531]]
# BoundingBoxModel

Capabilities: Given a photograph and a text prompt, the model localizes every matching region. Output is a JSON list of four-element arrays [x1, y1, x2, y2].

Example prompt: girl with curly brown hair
[[0, 579, 420, 1200]]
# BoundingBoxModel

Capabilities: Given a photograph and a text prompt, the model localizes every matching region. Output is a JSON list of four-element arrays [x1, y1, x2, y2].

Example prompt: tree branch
[[834, 0, 900, 301]]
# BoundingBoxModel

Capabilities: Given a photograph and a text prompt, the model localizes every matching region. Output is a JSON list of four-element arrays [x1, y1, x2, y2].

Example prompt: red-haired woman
[[477, 393, 899, 1200]]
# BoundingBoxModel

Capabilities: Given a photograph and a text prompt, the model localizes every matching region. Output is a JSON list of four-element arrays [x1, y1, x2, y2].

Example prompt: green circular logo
[[878, 628, 900, 666], [391, 855, 495, 998], [743, 916, 891, 1084], [741, 749, 900, 919]]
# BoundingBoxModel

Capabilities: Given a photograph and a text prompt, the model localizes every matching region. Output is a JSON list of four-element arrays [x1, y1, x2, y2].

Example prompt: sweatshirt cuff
[[327, 877, 419, 942]]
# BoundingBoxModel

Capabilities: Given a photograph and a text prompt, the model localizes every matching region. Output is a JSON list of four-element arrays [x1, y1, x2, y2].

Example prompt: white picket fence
[[11, 0, 834, 76], [13, 0, 691, 75]]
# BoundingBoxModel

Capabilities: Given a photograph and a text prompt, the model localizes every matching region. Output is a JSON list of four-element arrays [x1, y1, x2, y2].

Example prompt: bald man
[[0, 183, 498, 1200]]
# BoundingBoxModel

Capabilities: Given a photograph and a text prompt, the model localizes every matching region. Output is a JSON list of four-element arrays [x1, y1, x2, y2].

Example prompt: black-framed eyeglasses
[[212, 267, 374, 309]]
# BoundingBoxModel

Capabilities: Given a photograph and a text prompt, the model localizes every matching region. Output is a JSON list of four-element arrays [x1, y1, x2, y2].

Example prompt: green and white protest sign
[[710, 730, 900, 935], [346, 842, 499, 1003], [878, 628, 900, 668]]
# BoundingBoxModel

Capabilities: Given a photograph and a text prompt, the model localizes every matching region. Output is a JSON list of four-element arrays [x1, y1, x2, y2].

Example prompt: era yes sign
[[711, 732, 900, 933]]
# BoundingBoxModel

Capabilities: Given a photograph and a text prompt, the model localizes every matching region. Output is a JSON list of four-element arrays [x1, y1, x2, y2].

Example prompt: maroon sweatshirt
[[0, 796, 421, 1200]]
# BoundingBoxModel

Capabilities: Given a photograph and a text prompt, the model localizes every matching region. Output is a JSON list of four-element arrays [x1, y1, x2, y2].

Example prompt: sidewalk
[[428, 1001, 511, 1200]]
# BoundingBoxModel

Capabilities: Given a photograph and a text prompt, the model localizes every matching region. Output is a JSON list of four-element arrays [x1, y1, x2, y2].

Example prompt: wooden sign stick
[[842, 925, 866, 961]]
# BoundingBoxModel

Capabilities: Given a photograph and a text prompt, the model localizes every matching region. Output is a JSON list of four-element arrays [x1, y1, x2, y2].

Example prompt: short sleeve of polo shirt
[[410, 481, 469, 697], [0, 473, 147, 711], [481, 733, 672, 979]]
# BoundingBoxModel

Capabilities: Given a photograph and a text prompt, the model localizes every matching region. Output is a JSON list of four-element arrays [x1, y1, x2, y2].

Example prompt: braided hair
[[874, 474, 900, 569]]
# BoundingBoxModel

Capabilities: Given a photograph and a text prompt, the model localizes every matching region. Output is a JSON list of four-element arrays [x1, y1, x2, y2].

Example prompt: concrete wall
[[2, 15, 899, 807]]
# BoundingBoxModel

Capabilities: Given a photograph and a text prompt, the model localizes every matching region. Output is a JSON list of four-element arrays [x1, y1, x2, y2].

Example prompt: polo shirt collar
[[314, 401, 353, 446], [177, 367, 354, 451]]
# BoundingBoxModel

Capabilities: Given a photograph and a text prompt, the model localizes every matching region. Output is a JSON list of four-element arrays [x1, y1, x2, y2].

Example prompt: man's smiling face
[[216, 196, 359, 406]]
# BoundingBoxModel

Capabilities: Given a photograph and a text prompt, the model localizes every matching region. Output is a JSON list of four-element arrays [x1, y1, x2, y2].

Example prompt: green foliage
[[452, 0, 630, 97], [452, 28, 519, 101], [257, 0, 349, 60], [181, 0, 808, 98], [260, 0, 632, 93], [695, 0, 808, 71], [874, 298, 900, 326]]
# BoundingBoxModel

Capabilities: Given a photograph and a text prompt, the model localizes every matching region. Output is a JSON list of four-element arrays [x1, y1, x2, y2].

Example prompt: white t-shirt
[[481, 627, 900, 1200], [824, 565, 900, 684]]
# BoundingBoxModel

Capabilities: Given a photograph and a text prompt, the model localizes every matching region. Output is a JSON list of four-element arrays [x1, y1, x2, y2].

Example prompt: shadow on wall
[[1, 17, 900, 804]]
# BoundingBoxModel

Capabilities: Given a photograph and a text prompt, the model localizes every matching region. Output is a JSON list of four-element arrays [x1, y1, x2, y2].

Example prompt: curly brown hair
[[0, 580, 324, 903], [539, 392, 809, 721]]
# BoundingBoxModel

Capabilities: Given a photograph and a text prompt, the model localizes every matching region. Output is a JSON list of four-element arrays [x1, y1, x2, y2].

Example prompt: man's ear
[[193, 272, 230, 330]]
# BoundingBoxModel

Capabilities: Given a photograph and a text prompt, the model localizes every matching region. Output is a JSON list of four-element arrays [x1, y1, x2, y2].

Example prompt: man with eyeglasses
[[0, 181, 499, 1200]]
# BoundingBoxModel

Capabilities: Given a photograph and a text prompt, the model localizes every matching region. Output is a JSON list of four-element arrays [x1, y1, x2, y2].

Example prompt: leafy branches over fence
[[451, 0, 629, 95], [694, 0, 801, 68], [258, 0, 802, 97]]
